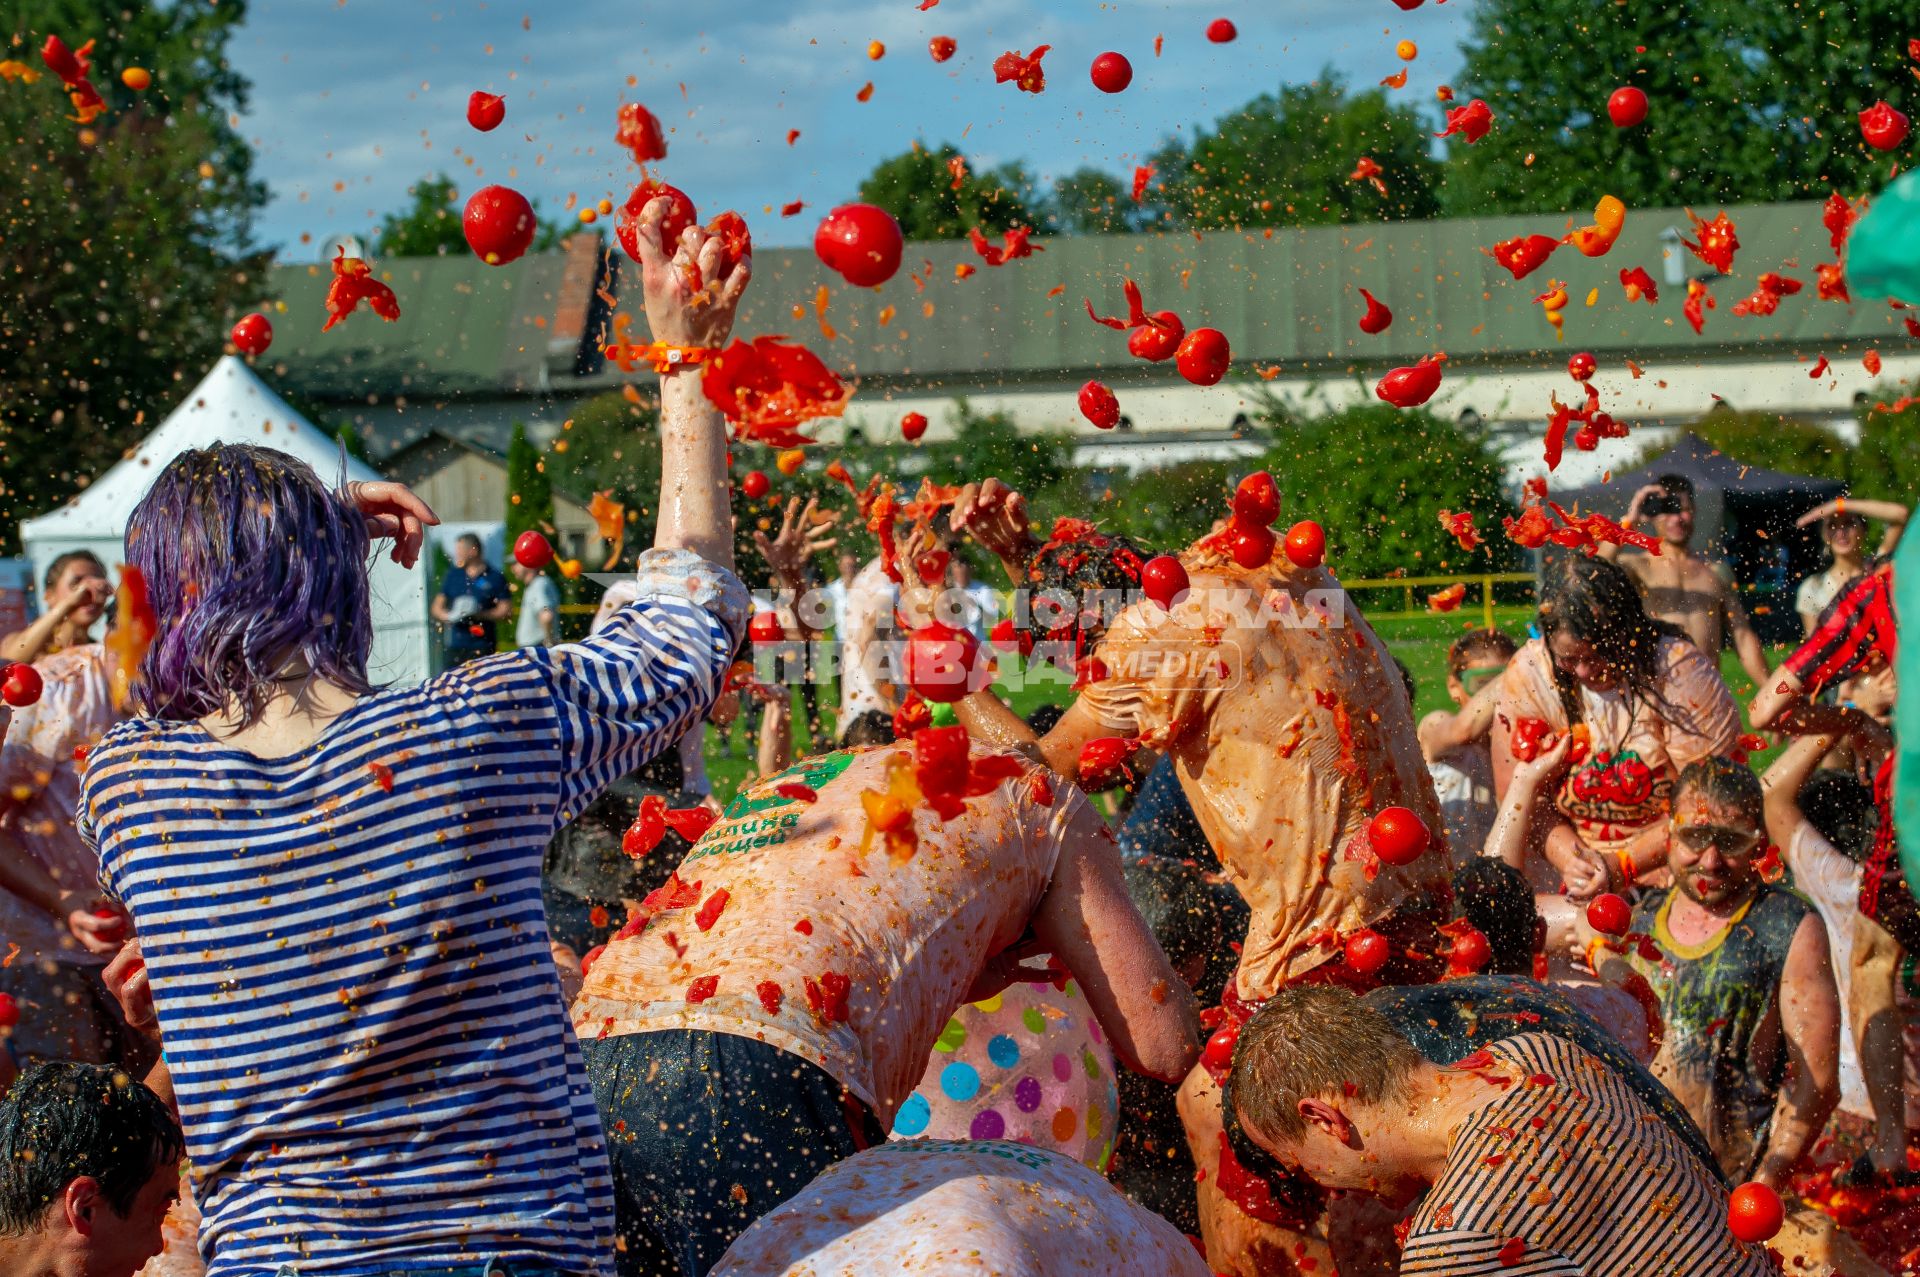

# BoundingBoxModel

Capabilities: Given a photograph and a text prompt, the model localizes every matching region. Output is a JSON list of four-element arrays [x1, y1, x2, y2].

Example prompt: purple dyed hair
[[126, 443, 375, 724]]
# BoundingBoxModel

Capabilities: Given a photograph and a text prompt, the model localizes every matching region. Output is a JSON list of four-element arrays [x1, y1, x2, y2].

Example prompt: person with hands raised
[[0, 551, 110, 665], [749, 495, 839, 775], [1795, 496, 1908, 636], [71, 192, 753, 1277]]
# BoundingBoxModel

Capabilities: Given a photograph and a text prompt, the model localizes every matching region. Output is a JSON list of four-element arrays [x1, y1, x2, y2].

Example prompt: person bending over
[[570, 738, 1197, 1276], [0, 1062, 183, 1277]]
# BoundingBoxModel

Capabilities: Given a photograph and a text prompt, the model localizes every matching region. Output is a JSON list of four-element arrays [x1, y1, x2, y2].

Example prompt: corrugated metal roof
[[267, 199, 1901, 400]]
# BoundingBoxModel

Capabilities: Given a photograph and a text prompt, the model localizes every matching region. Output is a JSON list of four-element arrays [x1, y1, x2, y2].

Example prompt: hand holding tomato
[[62, 893, 129, 955], [1510, 730, 1572, 792], [631, 198, 752, 348], [102, 939, 158, 1038]]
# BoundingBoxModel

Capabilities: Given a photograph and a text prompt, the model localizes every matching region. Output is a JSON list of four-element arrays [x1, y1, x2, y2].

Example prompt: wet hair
[[1448, 628, 1518, 675], [42, 550, 106, 595], [1537, 555, 1684, 724], [1120, 854, 1247, 1005], [1655, 473, 1695, 502], [127, 444, 375, 725], [1024, 702, 1066, 738], [1452, 859, 1537, 976], [1026, 523, 1153, 644], [839, 709, 896, 748], [1229, 984, 1422, 1145], [0, 1062, 182, 1234], [1800, 769, 1876, 862], [1673, 755, 1764, 827]]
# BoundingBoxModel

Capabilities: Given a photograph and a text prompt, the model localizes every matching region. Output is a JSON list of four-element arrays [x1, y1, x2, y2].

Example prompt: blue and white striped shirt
[[81, 549, 746, 1277]]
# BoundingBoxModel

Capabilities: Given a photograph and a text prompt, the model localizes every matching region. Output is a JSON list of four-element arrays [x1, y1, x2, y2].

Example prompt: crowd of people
[[0, 198, 1915, 1277]]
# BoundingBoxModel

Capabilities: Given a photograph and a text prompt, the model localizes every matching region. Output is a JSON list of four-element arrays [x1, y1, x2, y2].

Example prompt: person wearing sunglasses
[[1419, 629, 1519, 869], [1619, 756, 1842, 1203]]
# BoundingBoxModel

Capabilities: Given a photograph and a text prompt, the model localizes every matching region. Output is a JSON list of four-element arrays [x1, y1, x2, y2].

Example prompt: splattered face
[[1668, 791, 1763, 907], [1547, 630, 1621, 693]]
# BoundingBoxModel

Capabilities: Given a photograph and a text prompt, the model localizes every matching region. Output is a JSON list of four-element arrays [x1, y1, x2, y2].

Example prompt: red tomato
[[1567, 352, 1597, 382], [1141, 555, 1189, 610], [1205, 18, 1238, 43], [1283, 520, 1325, 568], [814, 203, 905, 287], [467, 90, 506, 132], [463, 185, 537, 266], [904, 622, 981, 703], [616, 179, 698, 263], [615, 101, 668, 165], [706, 210, 752, 276], [989, 618, 1033, 656], [0, 991, 17, 1028], [1232, 472, 1280, 527], [1447, 924, 1492, 974], [900, 411, 928, 442], [512, 530, 554, 570], [1127, 312, 1185, 361], [1077, 737, 1136, 788], [748, 613, 785, 644], [929, 35, 957, 62], [1090, 51, 1133, 93], [230, 312, 273, 357], [1078, 379, 1121, 429], [1229, 522, 1275, 569], [1586, 893, 1631, 936], [1375, 354, 1446, 407], [1727, 1182, 1784, 1243], [2, 662, 43, 708], [1345, 929, 1391, 975], [1202, 1024, 1240, 1071], [1358, 287, 1393, 335], [741, 470, 770, 499], [1606, 86, 1647, 128], [1368, 806, 1430, 865], [1860, 101, 1911, 152], [1510, 716, 1550, 762], [1175, 328, 1232, 386]]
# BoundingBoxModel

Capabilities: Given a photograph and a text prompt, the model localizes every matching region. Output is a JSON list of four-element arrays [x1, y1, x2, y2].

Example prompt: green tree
[[1258, 402, 1517, 579], [1445, 0, 1915, 215], [1045, 167, 1141, 235], [547, 391, 660, 527], [504, 421, 554, 547], [1633, 412, 1853, 487], [1096, 460, 1235, 553], [0, 0, 268, 549], [375, 173, 567, 257], [854, 144, 1042, 240], [1148, 73, 1444, 231], [1853, 394, 1920, 504]]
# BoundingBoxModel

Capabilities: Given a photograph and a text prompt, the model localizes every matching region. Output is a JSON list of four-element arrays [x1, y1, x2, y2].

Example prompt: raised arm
[[1483, 732, 1571, 869], [1596, 484, 1663, 563], [1031, 797, 1200, 1083], [632, 199, 750, 569], [1760, 731, 1837, 850], [0, 578, 104, 664], [1417, 678, 1502, 763], [1755, 913, 1841, 1190]]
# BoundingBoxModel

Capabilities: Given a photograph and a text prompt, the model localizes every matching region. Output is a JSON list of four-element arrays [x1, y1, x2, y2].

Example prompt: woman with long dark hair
[[80, 199, 748, 1277], [1493, 553, 1740, 899]]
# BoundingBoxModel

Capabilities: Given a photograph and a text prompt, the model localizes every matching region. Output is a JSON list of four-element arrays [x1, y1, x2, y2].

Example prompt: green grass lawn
[[700, 609, 1783, 805]]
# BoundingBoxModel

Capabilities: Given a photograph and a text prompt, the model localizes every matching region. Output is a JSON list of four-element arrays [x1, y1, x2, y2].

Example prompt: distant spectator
[[1493, 555, 1740, 901], [511, 558, 560, 648], [430, 532, 509, 665], [0, 552, 110, 666], [0, 1062, 183, 1277], [1419, 629, 1518, 866], [821, 551, 860, 637], [1794, 497, 1909, 636], [1599, 474, 1771, 688]]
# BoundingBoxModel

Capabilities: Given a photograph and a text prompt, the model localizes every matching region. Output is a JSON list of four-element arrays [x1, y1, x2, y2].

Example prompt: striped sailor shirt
[[80, 548, 746, 1277], [1398, 1033, 1773, 1276]]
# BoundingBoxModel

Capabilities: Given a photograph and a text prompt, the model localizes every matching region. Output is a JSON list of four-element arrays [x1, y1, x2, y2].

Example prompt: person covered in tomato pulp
[[1225, 985, 1776, 1276], [707, 1139, 1212, 1277], [568, 738, 1199, 1277]]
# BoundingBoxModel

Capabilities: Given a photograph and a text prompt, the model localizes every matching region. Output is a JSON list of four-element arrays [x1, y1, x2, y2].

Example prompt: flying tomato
[[1568, 352, 1597, 382], [814, 203, 904, 287], [1487, 233, 1560, 280], [2, 663, 43, 707], [1368, 806, 1430, 865], [1141, 555, 1189, 610], [512, 530, 554, 570], [1345, 929, 1391, 974], [1284, 520, 1326, 568], [1680, 208, 1739, 274], [900, 411, 928, 442], [231, 312, 273, 357], [467, 90, 506, 132], [1435, 98, 1494, 143], [929, 36, 957, 62], [1233, 472, 1280, 527], [993, 45, 1050, 93], [1176, 328, 1232, 385], [740, 470, 771, 500], [322, 252, 401, 332], [1727, 1182, 1784, 1243], [463, 185, 537, 265], [904, 622, 982, 703], [1078, 380, 1121, 430], [1607, 85, 1648, 128], [1090, 51, 1133, 93], [1619, 266, 1659, 304], [1205, 18, 1237, 43], [1859, 101, 1910, 152], [615, 101, 668, 164], [1229, 522, 1276, 569], [1375, 354, 1446, 407], [1586, 893, 1631, 936], [1358, 287, 1393, 334]]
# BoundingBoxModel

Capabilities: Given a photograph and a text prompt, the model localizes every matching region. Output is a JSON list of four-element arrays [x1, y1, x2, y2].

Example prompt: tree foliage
[[504, 420, 554, 548], [854, 144, 1042, 240], [1258, 402, 1518, 580], [1445, 0, 1915, 215], [1094, 460, 1236, 554], [374, 173, 566, 258], [1045, 167, 1145, 236], [1148, 73, 1444, 231], [0, 0, 267, 549]]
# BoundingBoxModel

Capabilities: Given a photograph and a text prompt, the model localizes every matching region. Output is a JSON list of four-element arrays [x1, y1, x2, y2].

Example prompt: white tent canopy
[[20, 356, 432, 687]]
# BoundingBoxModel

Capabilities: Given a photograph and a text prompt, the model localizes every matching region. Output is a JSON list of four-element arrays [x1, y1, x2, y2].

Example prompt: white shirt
[[1428, 741, 1496, 868], [515, 573, 560, 648], [1783, 821, 1871, 1117], [953, 580, 1001, 641], [837, 559, 898, 720]]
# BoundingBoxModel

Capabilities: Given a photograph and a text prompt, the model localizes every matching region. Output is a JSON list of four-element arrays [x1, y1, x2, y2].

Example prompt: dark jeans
[[583, 1029, 883, 1277]]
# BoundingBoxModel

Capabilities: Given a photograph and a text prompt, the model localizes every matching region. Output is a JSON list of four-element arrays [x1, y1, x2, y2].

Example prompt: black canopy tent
[[1556, 433, 1846, 644]]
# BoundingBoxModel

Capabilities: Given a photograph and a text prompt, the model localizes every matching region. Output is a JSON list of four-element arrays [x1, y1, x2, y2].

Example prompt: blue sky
[[228, 0, 1480, 260]]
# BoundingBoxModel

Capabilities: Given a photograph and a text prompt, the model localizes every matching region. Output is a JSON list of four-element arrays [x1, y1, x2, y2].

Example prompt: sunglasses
[[1671, 823, 1763, 857], [1458, 663, 1509, 694]]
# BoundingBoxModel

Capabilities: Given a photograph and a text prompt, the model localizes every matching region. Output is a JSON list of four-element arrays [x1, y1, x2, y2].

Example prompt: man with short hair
[[1626, 756, 1842, 1189], [1225, 984, 1775, 1275], [430, 532, 510, 665], [0, 1061, 183, 1277], [1601, 474, 1772, 687]]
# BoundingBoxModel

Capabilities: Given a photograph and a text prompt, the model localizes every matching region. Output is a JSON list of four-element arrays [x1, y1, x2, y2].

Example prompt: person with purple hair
[[78, 195, 750, 1277]]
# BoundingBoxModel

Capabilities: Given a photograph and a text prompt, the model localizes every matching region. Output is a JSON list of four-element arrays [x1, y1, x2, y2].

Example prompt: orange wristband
[[601, 340, 716, 375]]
